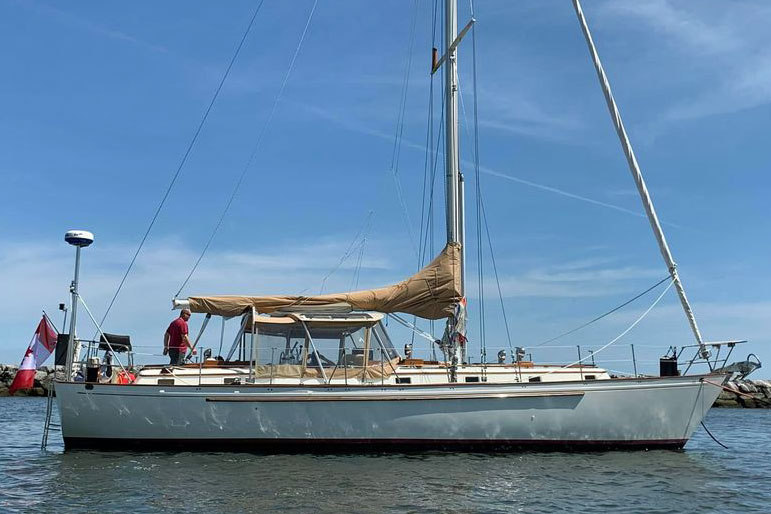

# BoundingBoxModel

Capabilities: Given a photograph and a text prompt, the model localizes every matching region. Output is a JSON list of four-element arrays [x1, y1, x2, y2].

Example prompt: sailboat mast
[[571, 0, 711, 365], [444, 0, 462, 283], [444, 0, 467, 369]]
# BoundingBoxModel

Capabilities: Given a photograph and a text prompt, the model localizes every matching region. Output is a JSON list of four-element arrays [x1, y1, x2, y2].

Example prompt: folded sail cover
[[188, 242, 462, 320]]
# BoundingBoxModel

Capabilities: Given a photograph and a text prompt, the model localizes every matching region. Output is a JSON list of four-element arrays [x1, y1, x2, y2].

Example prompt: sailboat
[[54, 0, 728, 451]]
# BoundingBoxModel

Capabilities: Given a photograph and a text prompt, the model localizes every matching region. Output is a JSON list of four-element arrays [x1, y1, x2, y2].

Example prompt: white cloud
[[600, 0, 771, 121], [466, 83, 584, 143], [293, 101, 690, 229], [14, 0, 169, 54], [0, 237, 398, 363], [465, 257, 662, 299], [603, 0, 740, 56]]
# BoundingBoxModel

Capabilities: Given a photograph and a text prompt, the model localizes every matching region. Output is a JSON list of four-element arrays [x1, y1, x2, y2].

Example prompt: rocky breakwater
[[713, 379, 771, 408], [0, 364, 55, 397]]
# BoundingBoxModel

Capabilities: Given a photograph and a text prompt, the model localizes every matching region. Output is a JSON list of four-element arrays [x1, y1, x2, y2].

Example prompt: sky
[[0, 0, 769, 377]]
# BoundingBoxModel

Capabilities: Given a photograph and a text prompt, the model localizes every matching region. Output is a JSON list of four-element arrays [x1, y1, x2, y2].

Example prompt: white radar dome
[[64, 230, 94, 247]]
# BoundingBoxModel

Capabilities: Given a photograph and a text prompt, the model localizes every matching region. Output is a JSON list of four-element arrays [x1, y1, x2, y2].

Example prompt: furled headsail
[[187, 242, 462, 319]]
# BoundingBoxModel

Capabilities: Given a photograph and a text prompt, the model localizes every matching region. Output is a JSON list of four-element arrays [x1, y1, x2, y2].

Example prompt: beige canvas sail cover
[[188, 242, 462, 319], [250, 358, 400, 381]]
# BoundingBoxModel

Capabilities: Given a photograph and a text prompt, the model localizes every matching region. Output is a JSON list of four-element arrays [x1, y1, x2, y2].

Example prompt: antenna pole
[[65, 246, 81, 378], [63, 230, 94, 378], [572, 0, 711, 366]]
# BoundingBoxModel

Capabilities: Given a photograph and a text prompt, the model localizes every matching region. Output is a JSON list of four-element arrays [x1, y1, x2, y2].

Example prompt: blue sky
[[1, 0, 768, 377]]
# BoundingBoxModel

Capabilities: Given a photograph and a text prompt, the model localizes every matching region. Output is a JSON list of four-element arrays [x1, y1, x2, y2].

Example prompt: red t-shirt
[[166, 317, 189, 349]]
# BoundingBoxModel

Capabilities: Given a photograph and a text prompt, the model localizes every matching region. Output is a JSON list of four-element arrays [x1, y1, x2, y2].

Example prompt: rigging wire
[[176, 0, 319, 297], [411, 39, 433, 349], [458, 85, 497, 362], [411, 0, 442, 356], [421, 87, 446, 265], [388, 313, 437, 343], [319, 211, 373, 294], [479, 195, 514, 355], [544, 278, 674, 374], [453, 5, 668, 363], [350, 238, 367, 291], [426, 92, 444, 361], [468, 4, 486, 364], [534, 275, 672, 348], [416, 88, 435, 278], [428, 2, 446, 360], [425, 0, 443, 360], [455, 7, 511, 364], [417, 0, 441, 273], [391, 0, 421, 175], [98, 1, 266, 325], [389, 0, 421, 259]]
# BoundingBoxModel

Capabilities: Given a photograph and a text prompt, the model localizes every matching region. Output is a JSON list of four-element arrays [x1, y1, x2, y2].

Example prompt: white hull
[[55, 374, 723, 451]]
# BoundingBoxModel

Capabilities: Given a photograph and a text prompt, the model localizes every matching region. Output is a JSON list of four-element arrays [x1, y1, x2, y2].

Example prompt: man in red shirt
[[164, 309, 196, 365]]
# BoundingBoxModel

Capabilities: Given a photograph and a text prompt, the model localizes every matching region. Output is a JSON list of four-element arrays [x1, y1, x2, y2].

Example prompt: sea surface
[[1, 398, 769, 514]]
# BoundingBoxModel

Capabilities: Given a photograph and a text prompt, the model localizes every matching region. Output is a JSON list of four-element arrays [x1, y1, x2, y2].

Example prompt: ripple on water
[[1, 398, 770, 514]]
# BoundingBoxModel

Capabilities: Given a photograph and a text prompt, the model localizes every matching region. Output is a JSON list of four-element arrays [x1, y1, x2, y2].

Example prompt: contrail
[[480, 166, 658, 221], [475, 166, 683, 229], [296, 102, 683, 228]]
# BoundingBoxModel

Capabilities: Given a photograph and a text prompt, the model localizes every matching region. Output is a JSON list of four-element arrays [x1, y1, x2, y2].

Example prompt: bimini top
[[244, 311, 384, 333], [186, 243, 462, 320], [253, 311, 384, 326]]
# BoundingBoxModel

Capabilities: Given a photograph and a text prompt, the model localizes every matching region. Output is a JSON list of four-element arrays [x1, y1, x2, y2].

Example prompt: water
[[1, 398, 769, 514]]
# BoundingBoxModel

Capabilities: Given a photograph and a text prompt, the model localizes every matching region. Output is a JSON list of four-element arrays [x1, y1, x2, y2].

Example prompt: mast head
[[65, 230, 94, 248]]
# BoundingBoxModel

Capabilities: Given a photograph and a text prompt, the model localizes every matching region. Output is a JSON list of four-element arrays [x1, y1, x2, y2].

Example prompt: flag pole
[[42, 310, 60, 334]]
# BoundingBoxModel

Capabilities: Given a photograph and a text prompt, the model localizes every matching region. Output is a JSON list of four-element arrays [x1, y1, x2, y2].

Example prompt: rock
[[11, 386, 44, 397], [713, 398, 741, 408], [0, 365, 16, 384], [714, 392, 732, 401], [0, 363, 52, 397]]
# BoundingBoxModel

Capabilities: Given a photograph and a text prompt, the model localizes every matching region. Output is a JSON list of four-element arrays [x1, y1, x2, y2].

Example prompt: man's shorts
[[168, 348, 185, 366]]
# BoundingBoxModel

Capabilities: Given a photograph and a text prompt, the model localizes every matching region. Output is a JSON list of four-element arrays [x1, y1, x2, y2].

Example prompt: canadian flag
[[9, 316, 58, 395]]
